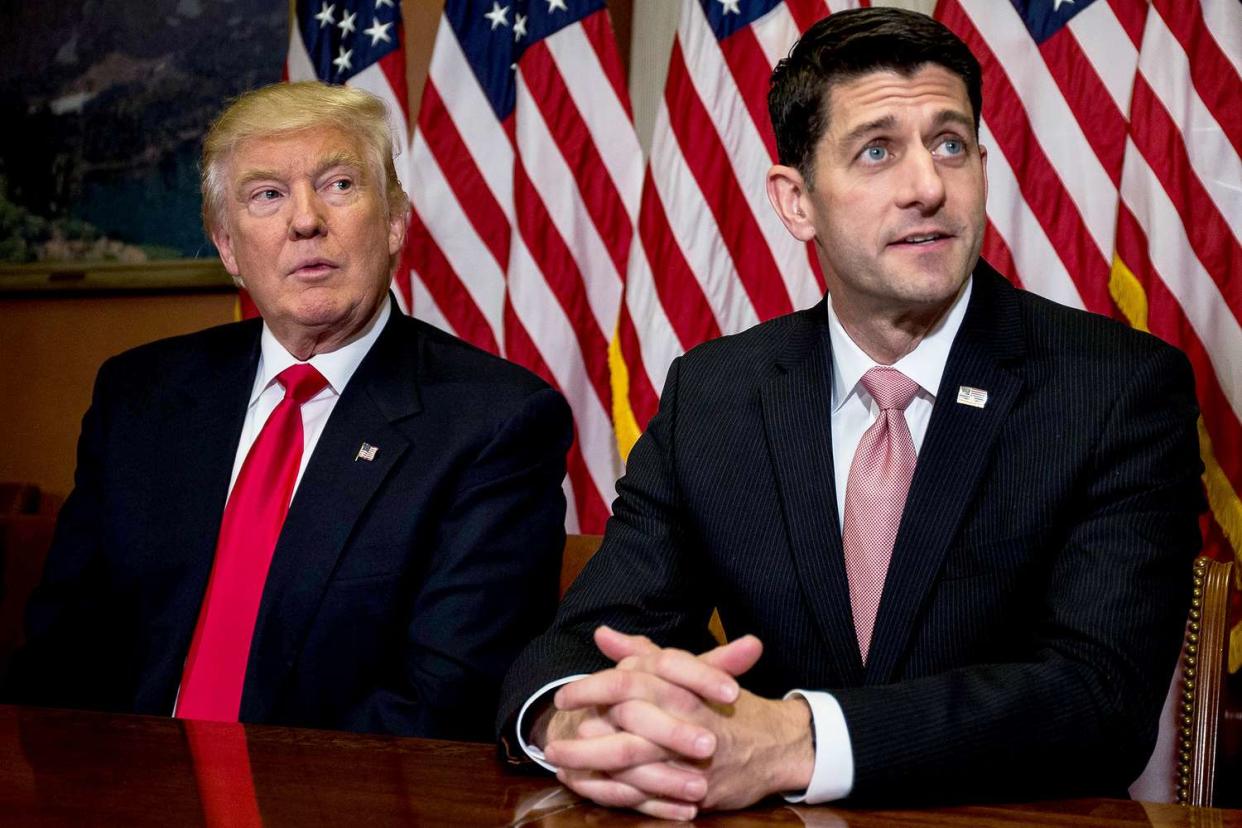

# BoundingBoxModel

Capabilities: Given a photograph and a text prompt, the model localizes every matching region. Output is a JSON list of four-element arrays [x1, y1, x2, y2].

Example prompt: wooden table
[[0, 704, 1237, 826]]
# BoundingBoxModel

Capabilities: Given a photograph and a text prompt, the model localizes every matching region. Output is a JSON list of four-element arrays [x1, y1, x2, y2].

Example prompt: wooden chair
[[0, 484, 62, 677], [1176, 556, 1233, 806], [560, 533, 603, 597], [0, 482, 40, 516], [1132, 555, 1235, 805]]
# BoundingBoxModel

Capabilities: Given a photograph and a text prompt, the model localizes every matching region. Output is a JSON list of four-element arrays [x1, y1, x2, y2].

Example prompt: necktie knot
[[277, 363, 328, 405], [861, 366, 919, 412]]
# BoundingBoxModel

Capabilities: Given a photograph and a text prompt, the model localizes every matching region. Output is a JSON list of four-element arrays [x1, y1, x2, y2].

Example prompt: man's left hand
[[546, 627, 816, 813]]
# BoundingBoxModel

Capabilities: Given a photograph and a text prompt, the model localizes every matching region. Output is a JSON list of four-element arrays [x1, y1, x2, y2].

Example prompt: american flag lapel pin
[[956, 386, 988, 409], [355, 442, 379, 462]]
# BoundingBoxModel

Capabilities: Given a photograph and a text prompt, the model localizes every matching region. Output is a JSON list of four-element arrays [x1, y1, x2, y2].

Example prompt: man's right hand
[[534, 626, 763, 820]]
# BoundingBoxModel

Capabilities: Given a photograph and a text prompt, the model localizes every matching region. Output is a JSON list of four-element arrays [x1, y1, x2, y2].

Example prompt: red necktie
[[842, 367, 919, 664], [176, 363, 328, 721]]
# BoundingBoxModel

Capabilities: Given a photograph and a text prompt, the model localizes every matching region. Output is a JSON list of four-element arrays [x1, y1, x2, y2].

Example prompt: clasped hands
[[534, 626, 815, 821]]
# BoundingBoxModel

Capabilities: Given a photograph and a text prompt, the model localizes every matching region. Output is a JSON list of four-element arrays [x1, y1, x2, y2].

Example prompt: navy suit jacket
[[6, 301, 573, 740], [498, 264, 1203, 801]]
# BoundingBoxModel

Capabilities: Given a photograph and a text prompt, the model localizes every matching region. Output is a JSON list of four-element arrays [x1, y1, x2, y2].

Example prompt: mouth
[[889, 231, 954, 249], [288, 258, 338, 279]]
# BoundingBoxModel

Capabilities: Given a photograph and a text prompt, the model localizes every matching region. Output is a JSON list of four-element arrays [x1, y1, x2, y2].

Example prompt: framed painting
[[0, 0, 286, 293]]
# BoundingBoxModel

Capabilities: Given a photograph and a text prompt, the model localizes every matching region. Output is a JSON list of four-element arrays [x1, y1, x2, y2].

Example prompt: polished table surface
[[0, 704, 1237, 827]]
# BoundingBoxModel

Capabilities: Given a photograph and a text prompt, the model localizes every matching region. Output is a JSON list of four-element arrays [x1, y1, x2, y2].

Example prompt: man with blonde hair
[[5, 81, 573, 740]]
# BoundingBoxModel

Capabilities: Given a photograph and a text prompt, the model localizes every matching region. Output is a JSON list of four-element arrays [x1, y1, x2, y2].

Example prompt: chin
[[893, 280, 966, 311], [288, 298, 353, 330]]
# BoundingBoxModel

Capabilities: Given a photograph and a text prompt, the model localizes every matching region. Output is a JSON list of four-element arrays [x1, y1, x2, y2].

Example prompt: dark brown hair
[[768, 7, 982, 180]]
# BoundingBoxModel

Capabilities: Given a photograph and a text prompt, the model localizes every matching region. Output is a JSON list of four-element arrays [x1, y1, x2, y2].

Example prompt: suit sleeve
[[833, 342, 1204, 803], [497, 358, 719, 755], [2, 359, 116, 705], [344, 385, 573, 741]]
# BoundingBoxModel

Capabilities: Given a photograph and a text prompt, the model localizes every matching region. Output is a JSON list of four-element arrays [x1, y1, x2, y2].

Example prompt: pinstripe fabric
[[499, 262, 1203, 802]]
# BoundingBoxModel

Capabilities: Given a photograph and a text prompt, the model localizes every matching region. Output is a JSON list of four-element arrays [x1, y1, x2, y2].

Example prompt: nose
[[288, 182, 327, 240], [897, 147, 946, 214]]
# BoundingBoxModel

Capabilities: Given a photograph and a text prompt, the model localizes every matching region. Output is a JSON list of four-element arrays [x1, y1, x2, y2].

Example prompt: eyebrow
[[929, 110, 975, 134], [234, 151, 366, 192], [837, 109, 976, 148], [839, 115, 897, 148]]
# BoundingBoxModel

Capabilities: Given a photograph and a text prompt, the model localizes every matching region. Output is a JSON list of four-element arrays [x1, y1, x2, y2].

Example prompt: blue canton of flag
[[445, 0, 606, 120], [297, 0, 403, 84], [1010, 0, 1100, 44], [698, 0, 784, 40]]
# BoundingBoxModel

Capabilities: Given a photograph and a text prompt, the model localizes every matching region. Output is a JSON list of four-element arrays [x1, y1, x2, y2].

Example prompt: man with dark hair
[[497, 7, 1202, 818], [5, 82, 573, 741]]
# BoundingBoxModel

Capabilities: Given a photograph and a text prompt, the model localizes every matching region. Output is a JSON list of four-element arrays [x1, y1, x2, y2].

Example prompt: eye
[[861, 145, 889, 163], [328, 178, 353, 192], [252, 188, 282, 202], [936, 137, 966, 157]]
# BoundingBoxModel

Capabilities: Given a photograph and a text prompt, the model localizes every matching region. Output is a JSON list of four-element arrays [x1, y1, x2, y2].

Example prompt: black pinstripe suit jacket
[[498, 262, 1204, 803]]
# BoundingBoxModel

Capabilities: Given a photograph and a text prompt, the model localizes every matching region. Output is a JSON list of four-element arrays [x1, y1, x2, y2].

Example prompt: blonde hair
[[200, 81, 409, 235]]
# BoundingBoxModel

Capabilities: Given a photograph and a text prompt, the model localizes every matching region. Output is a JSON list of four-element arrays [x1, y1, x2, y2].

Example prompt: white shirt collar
[[827, 276, 973, 412], [250, 298, 391, 406]]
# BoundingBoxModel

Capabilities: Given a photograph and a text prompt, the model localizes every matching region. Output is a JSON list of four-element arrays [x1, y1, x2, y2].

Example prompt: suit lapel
[[865, 268, 1026, 683], [242, 310, 422, 719], [760, 303, 863, 684]]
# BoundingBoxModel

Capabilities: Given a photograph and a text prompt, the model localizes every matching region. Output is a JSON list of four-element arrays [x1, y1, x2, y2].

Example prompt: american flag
[[285, 1, 640, 534], [401, 0, 641, 534], [934, 0, 1242, 667]]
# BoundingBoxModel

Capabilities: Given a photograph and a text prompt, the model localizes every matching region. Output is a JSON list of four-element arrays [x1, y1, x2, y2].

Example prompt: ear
[[766, 164, 816, 243], [979, 142, 989, 206], [212, 226, 242, 282], [387, 205, 408, 258]]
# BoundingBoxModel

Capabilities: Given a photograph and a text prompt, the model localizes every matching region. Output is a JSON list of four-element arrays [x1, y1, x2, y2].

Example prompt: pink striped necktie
[[175, 363, 328, 721], [842, 366, 920, 664]]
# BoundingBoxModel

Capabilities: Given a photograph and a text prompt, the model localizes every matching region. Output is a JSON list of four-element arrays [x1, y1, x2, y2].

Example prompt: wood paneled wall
[[0, 293, 236, 497]]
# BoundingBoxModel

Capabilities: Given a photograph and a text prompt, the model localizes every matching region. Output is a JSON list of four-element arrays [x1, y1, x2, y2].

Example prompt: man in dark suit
[[4, 81, 573, 741], [497, 8, 1203, 819]]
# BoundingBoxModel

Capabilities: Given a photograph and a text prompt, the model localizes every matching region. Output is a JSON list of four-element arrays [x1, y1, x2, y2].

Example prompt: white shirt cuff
[[782, 690, 854, 803], [515, 675, 589, 771]]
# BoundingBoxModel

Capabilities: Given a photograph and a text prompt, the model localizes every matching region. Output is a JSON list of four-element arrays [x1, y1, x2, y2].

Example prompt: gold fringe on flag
[[1109, 254, 1149, 333], [609, 327, 641, 462]]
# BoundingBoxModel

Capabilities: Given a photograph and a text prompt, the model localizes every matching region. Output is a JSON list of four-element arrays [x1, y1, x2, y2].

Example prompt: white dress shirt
[[227, 300, 390, 501], [517, 279, 972, 803], [788, 277, 971, 803]]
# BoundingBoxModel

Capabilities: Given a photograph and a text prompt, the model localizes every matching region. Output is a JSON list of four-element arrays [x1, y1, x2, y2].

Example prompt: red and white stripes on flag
[[1116, 0, 1242, 665], [403, 3, 641, 534], [613, 0, 865, 452], [936, 0, 1242, 666]]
